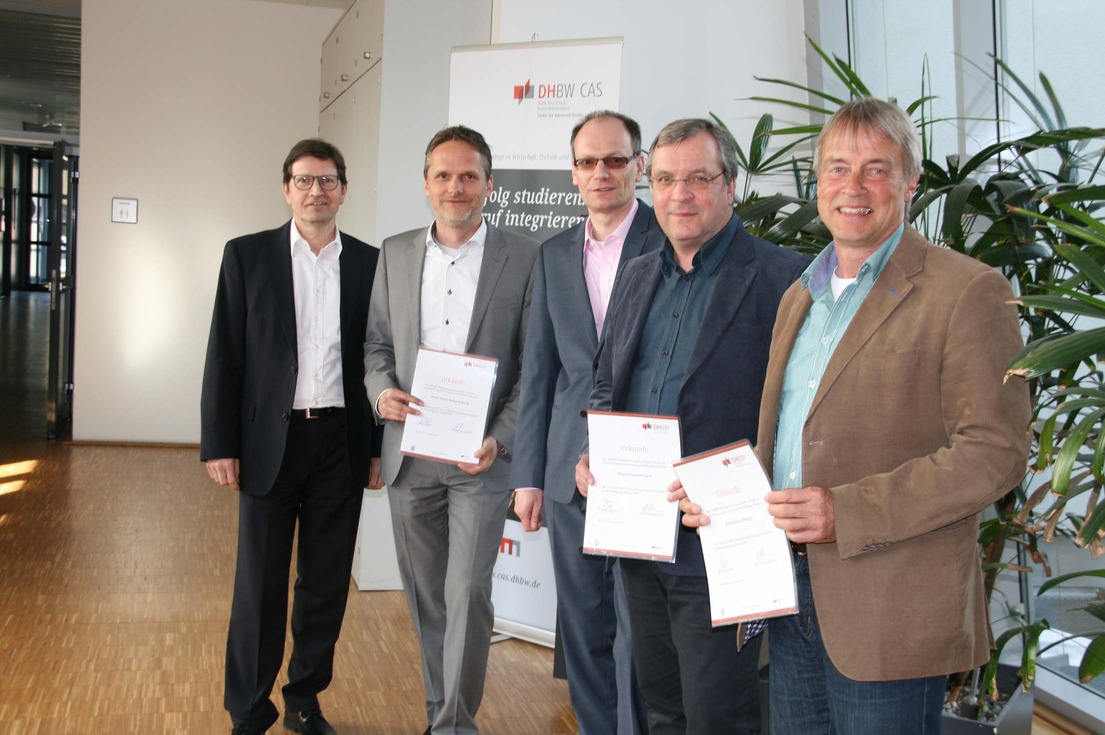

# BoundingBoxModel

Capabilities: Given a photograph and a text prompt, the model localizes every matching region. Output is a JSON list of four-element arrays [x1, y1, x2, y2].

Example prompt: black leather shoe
[[231, 725, 267, 735], [283, 709, 337, 735]]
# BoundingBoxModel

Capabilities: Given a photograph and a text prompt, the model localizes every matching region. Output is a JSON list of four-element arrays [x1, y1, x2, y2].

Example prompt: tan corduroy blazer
[[757, 227, 1031, 681]]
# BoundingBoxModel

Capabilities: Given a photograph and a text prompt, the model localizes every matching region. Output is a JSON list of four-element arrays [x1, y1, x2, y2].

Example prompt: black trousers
[[224, 413, 363, 729], [620, 559, 763, 735]]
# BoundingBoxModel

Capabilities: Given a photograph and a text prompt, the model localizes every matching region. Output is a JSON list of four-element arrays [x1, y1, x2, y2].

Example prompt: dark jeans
[[769, 555, 946, 734], [620, 559, 763, 735]]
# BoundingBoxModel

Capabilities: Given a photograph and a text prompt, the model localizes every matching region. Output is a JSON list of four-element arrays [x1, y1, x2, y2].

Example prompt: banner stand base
[[493, 617, 555, 648]]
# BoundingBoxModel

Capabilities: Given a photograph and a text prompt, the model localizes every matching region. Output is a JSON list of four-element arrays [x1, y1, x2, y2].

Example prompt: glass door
[[46, 140, 77, 439]]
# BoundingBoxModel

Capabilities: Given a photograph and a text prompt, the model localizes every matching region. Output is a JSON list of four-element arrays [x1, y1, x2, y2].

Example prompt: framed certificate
[[583, 411, 682, 562], [400, 347, 498, 464]]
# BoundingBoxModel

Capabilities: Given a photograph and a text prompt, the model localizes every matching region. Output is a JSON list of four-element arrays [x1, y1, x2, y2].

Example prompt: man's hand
[[367, 457, 383, 490], [574, 454, 594, 498], [378, 388, 423, 422], [765, 486, 836, 543], [513, 489, 544, 531], [670, 478, 712, 528], [206, 458, 240, 490], [458, 436, 499, 476]]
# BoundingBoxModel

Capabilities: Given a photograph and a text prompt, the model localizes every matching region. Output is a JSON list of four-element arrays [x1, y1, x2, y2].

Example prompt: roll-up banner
[[449, 38, 623, 646]]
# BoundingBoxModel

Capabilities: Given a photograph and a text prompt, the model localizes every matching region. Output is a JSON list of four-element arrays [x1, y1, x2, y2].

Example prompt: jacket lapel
[[338, 234, 361, 350], [467, 225, 507, 351], [806, 228, 925, 419], [684, 224, 756, 383], [612, 256, 661, 403], [758, 285, 813, 473], [268, 223, 297, 353], [619, 201, 656, 265], [398, 228, 427, 346], [563, 225, 599, 348]]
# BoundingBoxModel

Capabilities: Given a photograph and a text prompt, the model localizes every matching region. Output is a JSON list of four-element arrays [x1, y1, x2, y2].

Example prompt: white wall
[[493, 0, 810, 166], [72, 0, 811, 443], [73, 0, 344, 442], [372, 0, 493, 243]]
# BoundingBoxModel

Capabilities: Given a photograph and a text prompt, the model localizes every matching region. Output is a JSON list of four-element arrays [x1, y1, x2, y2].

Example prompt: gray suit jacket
[[510, 201, 665, 503], [365, 222, 539, 490]]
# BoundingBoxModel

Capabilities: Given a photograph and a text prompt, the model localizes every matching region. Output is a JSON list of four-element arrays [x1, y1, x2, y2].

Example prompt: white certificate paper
[[673, 441, 797, 627], [400, 347, 498, 464], [583, 411, 683, 562]]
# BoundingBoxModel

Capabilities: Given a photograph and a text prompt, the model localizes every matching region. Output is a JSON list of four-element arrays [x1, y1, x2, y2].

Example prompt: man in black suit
[[201, 138, 381, 735]]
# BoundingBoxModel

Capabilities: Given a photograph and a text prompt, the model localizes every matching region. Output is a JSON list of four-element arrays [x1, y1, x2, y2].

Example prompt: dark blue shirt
[[625, 215, 736, 415]]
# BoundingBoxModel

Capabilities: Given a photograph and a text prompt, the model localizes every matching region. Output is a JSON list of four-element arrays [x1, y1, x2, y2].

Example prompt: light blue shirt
[[772, 224, 905, 491]]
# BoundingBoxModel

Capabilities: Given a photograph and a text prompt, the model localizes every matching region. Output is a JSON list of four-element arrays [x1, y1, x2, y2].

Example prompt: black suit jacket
[[591, 216, 809, 574], [200, 222, 378, 496]]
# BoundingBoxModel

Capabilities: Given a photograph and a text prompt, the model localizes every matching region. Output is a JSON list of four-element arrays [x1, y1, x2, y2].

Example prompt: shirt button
[[662, 349, 669, 356], [672, 311, 680, 318], [448, 289, 452, 295], [808, 380, 816, 389], [445, 319, 450, 325], [821, 337, 830, 345], [650, 387, 657, 395], [789, 471, 796, 480]]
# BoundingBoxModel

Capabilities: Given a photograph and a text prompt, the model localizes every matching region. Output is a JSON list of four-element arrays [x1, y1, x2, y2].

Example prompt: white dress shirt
[[420, 220, 487, 353], [290, 220, 345, 409]]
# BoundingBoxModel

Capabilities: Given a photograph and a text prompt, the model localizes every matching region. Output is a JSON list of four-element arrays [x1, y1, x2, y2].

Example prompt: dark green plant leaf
[[1037, 569, 1105, 596], [1079, 636, 1105, 682]]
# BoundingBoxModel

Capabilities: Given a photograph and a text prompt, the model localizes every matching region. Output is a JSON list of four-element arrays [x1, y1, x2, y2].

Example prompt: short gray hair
[[815, 98, 922, 180], [645, 118, 739, 182]]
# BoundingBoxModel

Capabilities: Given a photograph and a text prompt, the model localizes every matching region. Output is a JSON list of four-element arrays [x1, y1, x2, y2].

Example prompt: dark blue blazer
[[200, 222, 379, 496], [511, 201, 665, 503], [590, 216, 810, 574]]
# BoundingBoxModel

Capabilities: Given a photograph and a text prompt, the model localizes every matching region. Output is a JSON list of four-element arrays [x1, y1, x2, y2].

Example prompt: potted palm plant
[[726, 35, 1105, 730]]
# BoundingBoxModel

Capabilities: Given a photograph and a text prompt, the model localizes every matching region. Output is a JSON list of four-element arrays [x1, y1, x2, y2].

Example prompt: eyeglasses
[[649, 172, 726, 192], [290, 174, 341, 191], [573, 155, 638, 171]]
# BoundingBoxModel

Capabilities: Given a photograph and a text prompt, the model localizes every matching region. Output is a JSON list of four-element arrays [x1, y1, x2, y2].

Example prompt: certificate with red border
[[673, 441, 797, 627], [582, 411, 683, 562], [400, 347, 498, 464]]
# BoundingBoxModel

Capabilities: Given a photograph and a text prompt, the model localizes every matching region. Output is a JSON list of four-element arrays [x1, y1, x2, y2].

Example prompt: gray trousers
[[388, 457, 511, 735]]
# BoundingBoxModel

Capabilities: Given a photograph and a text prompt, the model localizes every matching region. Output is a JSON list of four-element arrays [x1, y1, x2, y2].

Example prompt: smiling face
[[650, 131, 736, 259], [571, 116, 643, 221], [423, 139, 493, 239], [816, 126, 918, 259], [282, 155, 346, 231]]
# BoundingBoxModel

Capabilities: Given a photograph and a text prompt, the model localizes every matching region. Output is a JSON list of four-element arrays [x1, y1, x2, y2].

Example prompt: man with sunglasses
[[574, 119, 809, 735], [202, 139, 381, 735], [511, 110, 663, 735]]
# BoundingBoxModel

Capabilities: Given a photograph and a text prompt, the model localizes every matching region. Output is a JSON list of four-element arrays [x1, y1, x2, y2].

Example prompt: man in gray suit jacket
[[511, 111, 663, 735], [364, 126, 538, 735]]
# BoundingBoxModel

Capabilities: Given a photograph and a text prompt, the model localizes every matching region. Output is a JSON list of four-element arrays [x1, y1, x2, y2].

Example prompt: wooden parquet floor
[[0, 438, 1091, 734], [0, 441, 576, 735]]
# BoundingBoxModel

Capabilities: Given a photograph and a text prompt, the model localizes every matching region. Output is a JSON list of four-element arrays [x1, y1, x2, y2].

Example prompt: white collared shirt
[[420, 220, 487, 353], [290, 220, 345, 409]]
